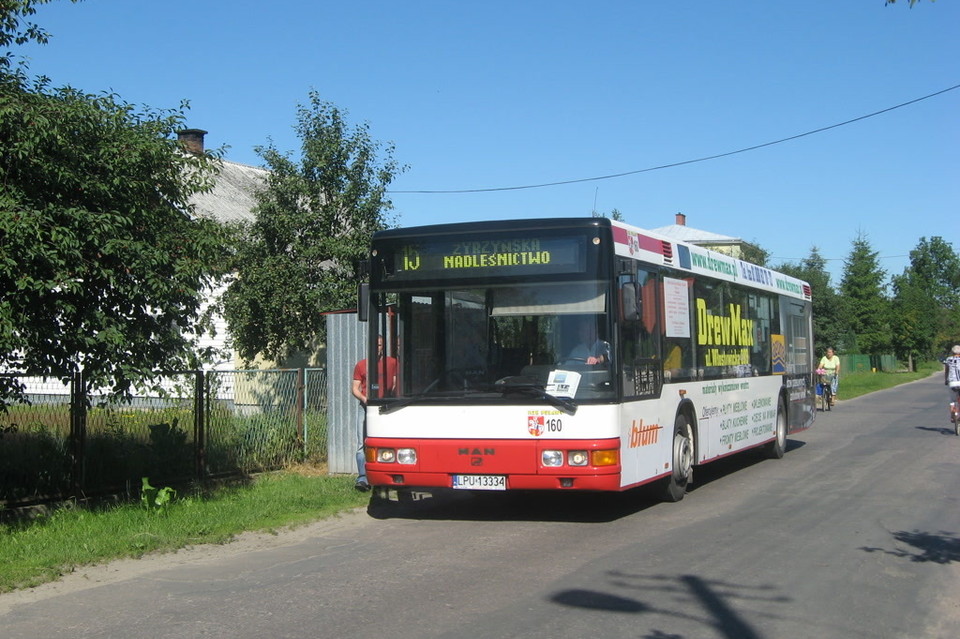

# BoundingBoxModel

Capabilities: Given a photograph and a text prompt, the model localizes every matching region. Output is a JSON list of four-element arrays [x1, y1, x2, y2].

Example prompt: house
[[180, 129, 327, 372], [651, 213, 761, 261]]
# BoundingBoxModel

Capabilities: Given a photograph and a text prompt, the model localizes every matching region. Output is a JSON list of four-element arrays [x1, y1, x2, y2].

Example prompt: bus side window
[[619, 265, 662, 399]]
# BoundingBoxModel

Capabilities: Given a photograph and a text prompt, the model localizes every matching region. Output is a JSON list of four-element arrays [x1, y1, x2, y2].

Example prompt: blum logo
[[629, 420, 662, 448]]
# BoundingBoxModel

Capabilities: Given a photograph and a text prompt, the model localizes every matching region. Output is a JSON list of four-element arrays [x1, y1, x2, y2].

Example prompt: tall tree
[[1, 2, 226, 407], [890, 270, 931, 370], [776, 246, 843, 356], [891, 236, 960, 365], [839, 232, 891, 355], [221, 92, 402, 363]]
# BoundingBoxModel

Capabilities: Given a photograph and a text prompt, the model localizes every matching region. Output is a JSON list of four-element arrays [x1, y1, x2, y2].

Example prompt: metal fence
[[838, 354, 899, 374], [0, 368, 328, 508]]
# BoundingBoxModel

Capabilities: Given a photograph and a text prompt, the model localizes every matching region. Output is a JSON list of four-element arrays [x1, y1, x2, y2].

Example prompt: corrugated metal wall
[[326, 313, 366, 473]]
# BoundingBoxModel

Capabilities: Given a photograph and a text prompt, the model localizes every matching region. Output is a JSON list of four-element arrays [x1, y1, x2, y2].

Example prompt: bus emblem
[[528, 415, 545, 437]]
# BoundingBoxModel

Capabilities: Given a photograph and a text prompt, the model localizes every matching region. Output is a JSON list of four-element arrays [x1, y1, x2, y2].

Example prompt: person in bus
[[818, 347, 841, 406], [351, 336, 398, 491], [562, 317, 610, 366]]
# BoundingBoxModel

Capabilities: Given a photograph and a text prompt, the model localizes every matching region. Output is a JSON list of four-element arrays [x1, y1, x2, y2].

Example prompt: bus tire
[[765, 397, 787, 459], [661, 413, 694, 502]]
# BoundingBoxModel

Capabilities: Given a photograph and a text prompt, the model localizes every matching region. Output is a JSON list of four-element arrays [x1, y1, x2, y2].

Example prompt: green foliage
[[0, 472, 368, 592], [840, 232, 891, 356], [0, 1, 75, 70], [0, 71, 228, 406], [140, 477, 176, 512], [775, 246, 844, 355], [891, 237, 960, 363], [739, 242, 770, 268], [221, 91, 403, 362]]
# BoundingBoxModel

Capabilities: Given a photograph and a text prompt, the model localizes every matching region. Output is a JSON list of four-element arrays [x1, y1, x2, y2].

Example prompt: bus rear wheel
[[764, 397, 787, 459], [661, 413, 694, 502]]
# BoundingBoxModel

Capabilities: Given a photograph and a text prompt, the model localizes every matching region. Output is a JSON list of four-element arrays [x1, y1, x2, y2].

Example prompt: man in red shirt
[[351, 336, 397, 491]]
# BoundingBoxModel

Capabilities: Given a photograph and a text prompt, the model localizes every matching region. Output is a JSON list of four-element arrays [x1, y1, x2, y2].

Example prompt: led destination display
[[389, 235, 586, 280]]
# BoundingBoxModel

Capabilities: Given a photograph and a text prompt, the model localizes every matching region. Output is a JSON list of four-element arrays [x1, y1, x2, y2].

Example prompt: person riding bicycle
[[818, 347, 841, 406], [943, 344, 960, 402]]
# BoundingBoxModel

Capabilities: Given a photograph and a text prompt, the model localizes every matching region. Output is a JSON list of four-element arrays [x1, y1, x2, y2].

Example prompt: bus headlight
[[377, 448, 396, 463], [542, 450, 564, 467], [568, 450, 589, 466], [397, 448, 417, 465]]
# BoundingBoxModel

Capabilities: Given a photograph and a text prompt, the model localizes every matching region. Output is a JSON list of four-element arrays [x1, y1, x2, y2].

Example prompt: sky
[[14, 0, 960, 285]]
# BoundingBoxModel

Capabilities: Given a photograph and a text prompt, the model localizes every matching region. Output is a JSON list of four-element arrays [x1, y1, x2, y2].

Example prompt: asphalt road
[[2, 375, 959, 639]]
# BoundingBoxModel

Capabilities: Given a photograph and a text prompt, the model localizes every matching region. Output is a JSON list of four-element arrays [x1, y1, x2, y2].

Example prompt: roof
[[190, 159, 267, 223], [649, 223, 741, 244]]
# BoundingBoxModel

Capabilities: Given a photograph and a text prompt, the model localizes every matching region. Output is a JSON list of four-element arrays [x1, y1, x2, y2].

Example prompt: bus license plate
[[452, 474, 506, 491]]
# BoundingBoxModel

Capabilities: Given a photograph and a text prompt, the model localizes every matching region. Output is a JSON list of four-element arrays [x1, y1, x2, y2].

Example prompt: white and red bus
[[361, 217, 815, 500]]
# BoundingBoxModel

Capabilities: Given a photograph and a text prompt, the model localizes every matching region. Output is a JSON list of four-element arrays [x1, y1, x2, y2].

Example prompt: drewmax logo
[[629, 420, 662, 448]]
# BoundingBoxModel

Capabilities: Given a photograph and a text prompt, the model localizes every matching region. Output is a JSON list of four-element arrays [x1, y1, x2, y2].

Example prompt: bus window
[[619, 264, 662, 398]]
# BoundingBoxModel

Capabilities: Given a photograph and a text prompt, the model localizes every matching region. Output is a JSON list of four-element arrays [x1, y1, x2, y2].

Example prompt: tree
[[891, 237, 960, 365], [776, 246, 844, 356], [839, 232, 891, 356], [221, 92, 402, 363], [890, 270, 930, 370], [1, 1, 226, 407], [739, 241, 769, 267], [592, 208, 624, 221], [1, 1, 69, 69]]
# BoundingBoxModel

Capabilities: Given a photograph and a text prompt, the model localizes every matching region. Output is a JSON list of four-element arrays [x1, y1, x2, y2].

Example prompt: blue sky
[[16, 0, 959, 285]]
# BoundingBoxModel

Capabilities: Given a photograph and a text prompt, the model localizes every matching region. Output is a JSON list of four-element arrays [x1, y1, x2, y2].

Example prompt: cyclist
[[818, 347, 841, 406], [944, 344, 960, 405]]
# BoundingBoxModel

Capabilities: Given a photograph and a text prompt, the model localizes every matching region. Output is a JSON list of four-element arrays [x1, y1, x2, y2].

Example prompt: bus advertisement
[[360, 217, 815, 501]]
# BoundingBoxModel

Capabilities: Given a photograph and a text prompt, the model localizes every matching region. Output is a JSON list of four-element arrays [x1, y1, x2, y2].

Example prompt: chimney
[[675, 212, 686, 226], [177, 128, 207, 155]]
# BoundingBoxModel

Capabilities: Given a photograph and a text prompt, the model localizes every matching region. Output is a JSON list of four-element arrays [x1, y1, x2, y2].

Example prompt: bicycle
[[818, 372, 834, 412], [950, 385, 960, 436]]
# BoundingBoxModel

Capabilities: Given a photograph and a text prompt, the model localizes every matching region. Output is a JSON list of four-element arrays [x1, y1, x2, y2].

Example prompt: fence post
[[296, 368, 305, 450], [194, 370, 206, 482], [69, 370, 87, 500]]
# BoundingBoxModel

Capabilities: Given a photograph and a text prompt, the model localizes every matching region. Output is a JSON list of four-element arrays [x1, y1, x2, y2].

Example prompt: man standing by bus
[[351, 336, 397, 491]]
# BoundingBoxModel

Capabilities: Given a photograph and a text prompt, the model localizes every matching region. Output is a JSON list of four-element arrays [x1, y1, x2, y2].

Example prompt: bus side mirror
[[357, 283, 369, 322], [620, 282, 640, 322]]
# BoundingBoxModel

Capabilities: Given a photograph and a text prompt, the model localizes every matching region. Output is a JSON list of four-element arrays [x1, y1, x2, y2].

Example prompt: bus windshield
[[381, 281, 616, 402]]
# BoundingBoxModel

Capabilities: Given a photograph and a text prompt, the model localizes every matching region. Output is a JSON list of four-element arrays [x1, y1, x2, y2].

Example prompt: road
[[2, 375, 959, 638]]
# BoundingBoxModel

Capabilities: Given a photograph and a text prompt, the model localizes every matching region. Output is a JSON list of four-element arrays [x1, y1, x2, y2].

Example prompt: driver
[[563, 317, 610, 365]]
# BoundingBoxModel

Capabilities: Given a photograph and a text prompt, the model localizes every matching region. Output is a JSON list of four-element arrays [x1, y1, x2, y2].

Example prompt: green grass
[[835, 360, 941, 401], [0, 471, 369, 593]]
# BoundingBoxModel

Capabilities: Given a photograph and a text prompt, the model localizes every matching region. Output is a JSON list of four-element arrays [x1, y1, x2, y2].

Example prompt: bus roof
[[372, 217, 811, 301]]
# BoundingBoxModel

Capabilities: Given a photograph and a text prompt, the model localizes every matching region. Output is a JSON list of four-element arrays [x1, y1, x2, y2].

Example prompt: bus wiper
[[493, 376, 578, 416], [379, 395, 423, 415]]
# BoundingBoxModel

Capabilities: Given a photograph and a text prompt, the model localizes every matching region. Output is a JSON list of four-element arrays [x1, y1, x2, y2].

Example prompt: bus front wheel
[[661, 413, 694, 502]]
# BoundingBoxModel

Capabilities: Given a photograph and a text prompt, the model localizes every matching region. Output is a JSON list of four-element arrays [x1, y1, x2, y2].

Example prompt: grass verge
[[835, 360, 940, 401], [0, 472, 369, 593]]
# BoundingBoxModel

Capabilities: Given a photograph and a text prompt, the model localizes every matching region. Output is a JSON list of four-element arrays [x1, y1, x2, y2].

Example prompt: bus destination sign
[[391, 236, 585, 280]]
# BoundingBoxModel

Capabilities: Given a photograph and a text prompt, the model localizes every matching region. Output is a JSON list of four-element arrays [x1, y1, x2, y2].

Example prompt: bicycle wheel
[[953, 392, 960, 436]]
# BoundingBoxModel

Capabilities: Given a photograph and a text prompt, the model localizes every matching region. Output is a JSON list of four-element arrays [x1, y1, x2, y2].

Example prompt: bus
[[360, 217, 815, 501]]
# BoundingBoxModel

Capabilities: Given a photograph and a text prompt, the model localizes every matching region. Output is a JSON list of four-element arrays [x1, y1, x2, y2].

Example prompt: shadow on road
[[861, 529, 960, 564], [914, 425, 959, 437], [550, 571, 793, 639]]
